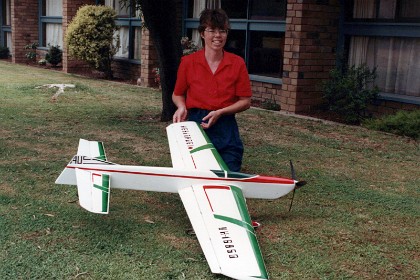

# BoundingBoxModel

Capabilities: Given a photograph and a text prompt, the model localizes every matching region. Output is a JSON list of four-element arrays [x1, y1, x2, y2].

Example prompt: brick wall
[[139, 28, 159, 87], [11, 0, 39, 63], [280, 0, 340, 113], [112, 59, 142, 84], [251, 81, 283, 107]]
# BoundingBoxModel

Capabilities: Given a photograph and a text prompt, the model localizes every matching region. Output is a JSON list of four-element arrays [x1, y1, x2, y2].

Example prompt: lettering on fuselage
[[180, 125, 194, 150], [70, 156, 109, 165], [71, 156, 88, 164], [219, 227, 238, 258]]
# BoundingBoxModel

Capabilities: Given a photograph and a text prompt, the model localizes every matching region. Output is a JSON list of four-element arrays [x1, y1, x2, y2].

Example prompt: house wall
[[11, 0, 39, 63], [3, 0, 417, 114], [138, 28, 159, 87], [280, 0, 340, 113]]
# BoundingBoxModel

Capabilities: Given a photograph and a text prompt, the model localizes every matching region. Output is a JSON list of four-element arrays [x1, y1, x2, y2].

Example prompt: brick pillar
[[11, 0, 39, 63], [62, 0, 96, 74], [139, 28, 159, 87], [281, 0, 340, 113]]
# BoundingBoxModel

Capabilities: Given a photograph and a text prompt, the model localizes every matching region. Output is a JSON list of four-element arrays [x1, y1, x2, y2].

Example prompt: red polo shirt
[[173, 49, 252, 110]]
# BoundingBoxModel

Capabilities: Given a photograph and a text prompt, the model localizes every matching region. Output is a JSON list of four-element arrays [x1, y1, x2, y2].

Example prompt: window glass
[[351, 0, 420, 21], [43, 0, 63, 16], [114, 27, 129, 58], [105, 0, 131, 17], [104, 0, 141, 60], [133, 27, 142, 60], [398, 0, 420, 19], [3, 0, 11, 25], [43, 23, 63, 47], [185, 0, 286, 80], [3, 31, 12, 53], [250, 0, 286, 20], [377, 0, 396, 19], [221, 0, 247, 19], [225, 30, 246, 59], [349, 36, 420, 97], [249, 31, 284, 77]]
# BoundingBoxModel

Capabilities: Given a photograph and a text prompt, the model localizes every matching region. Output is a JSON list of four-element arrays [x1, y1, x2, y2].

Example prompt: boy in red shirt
[[172, 9, 251, 172]]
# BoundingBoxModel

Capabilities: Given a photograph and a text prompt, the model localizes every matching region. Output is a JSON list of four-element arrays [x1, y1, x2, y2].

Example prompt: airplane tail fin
[[55, 139, 113, 214], [76, 139, 107, 161], [55, 139, 110, 185]]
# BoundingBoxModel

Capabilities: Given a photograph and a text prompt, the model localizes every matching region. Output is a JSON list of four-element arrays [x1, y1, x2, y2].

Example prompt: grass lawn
[[0, 60, 419, 279]]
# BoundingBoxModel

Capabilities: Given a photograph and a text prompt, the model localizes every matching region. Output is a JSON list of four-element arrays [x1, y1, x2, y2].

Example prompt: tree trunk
[[139, 0, 182, 121]]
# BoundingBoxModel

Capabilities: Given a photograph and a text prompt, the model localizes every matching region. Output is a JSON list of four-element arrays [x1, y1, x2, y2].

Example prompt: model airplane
[[56, 121, 306, 280]]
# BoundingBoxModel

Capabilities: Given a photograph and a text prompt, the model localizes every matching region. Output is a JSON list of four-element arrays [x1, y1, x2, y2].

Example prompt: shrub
[[181, 36, 200, 56], [323, 64, 379, 124], [65, 5, 119, 78], [0, 46, 10, 59], [38, 59, 47, 65], [364, 110, 420, 140], [45, 44, 62, 66], [24, 42, 39, 62]]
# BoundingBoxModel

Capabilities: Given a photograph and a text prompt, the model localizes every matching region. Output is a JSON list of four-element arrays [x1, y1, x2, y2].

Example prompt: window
[[103, 0, 142, 61], [344, 0, 420, 98], [1, 0, 12, 52], [184, 0, 286, 83], [349, 0, 420, 21], [40, 0, 63, 48]]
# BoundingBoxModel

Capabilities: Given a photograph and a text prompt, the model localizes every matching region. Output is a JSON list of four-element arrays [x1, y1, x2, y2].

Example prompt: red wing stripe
[[203, 185, 230, 212]]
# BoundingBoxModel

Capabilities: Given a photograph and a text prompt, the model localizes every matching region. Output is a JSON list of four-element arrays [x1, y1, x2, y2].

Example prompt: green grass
[[363, 109, 420, 140], [1, 60, 419, 279]]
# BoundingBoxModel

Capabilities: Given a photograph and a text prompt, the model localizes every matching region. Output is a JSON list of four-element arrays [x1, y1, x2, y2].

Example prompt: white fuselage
[[56, 162, 296, 200]]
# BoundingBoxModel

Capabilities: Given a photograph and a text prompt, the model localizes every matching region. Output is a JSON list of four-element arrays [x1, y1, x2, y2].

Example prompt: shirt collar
[[196, 48, 233, 73]]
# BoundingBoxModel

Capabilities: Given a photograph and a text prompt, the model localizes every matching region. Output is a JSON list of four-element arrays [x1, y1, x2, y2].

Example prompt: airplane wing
[[179, 184, 269, 280], [166, 121, 230, 171]]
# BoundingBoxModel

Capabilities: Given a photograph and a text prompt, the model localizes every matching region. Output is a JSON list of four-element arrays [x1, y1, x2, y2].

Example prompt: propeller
[[288, 160, 307, 212]]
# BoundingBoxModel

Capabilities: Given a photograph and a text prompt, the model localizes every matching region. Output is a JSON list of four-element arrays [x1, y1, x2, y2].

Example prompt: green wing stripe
[[93, 184, 109, 192], [190, 143, 215, 153], [195, 123, 230, 171], [93, 175, 109, 212], [101, 175, 109, 212], [214, 215, 254, 233], [96, 142, 106, 161], [102, 191, 109, 212], [214, 186, 269, 279]]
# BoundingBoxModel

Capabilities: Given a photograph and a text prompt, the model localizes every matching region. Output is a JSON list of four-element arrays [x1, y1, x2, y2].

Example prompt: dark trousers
[[188, 108, 244, 172]]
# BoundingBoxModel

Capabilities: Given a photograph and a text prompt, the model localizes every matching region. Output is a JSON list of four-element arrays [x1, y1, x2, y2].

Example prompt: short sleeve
[[173, 57, 189, 96], [235, 59, 252, 97]]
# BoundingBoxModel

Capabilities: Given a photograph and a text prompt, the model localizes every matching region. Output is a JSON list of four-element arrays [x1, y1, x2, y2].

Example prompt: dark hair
[[198, 9, 230, 33]]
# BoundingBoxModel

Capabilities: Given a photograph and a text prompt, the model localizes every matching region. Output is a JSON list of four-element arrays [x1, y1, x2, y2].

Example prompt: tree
[[66, 5, 119, 79], [122, 0, 182, 121]]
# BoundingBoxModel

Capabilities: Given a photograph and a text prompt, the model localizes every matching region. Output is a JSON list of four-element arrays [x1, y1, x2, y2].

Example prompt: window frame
[[1, 0, 12, 47], [97, 0, 143, 63], [183, 0, 286, 85], [340, 0, 420, 105], [38, 0, 63, 49], [114, 17, 142, 63]]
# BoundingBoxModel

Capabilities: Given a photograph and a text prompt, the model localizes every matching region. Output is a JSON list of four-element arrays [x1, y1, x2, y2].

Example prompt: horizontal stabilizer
[[179, 184, 268, 280], [75, 168, 110, 214]]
